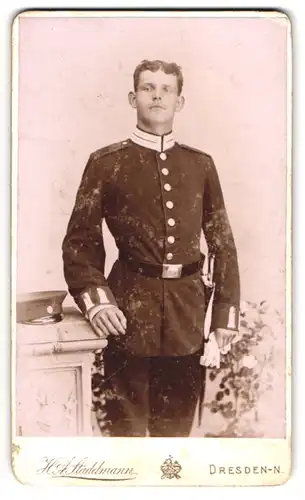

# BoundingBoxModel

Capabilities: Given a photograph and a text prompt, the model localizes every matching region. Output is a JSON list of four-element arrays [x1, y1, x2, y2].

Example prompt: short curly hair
[[133, 60, 183, 95]]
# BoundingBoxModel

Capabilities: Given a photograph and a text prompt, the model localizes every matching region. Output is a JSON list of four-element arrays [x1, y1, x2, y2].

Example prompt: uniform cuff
[[210, 303, 240, 332], [87, 304, 117, 322], [77, 286, 117, 318]]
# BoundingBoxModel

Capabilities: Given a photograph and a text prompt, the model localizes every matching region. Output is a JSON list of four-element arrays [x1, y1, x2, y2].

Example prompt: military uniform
[[62, 127, 240, 436]]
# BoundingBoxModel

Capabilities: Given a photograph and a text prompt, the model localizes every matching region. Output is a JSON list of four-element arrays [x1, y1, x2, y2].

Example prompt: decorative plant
[[203, 300, 285, 437], [91, 350, 111, 436]]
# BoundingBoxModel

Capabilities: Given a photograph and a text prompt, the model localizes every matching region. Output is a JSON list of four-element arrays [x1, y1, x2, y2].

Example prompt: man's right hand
[[91, 306, 127, 338]]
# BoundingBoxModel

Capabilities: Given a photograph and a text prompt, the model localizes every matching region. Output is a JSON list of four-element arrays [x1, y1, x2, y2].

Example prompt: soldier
[[62, 59, 240, 437]]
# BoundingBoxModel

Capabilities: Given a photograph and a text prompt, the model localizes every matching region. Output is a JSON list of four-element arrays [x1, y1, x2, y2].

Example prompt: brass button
[[161, 168, 169, 176], [167, 218, 175, 227], [166, 253, 173, 260], [164, 183, 172, 192], [160, 152, 167, 160], [166, 201, 174, 209], [167, 236, 175, 244]]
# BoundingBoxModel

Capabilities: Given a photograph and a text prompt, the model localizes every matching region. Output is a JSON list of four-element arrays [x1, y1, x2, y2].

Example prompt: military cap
[[16, 290, 68, 325]]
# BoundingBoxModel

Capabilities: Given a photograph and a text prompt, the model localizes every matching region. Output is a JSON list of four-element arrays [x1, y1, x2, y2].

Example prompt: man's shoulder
[[91, 139, 131, 161], [178, 142, 212, 160]]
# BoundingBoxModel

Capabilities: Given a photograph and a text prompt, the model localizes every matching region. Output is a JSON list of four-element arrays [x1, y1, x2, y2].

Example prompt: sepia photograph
[[12, 10, 291, 485]]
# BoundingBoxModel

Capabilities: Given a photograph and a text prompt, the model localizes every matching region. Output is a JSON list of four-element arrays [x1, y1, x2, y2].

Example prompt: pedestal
[[15, 307, 108, 437]]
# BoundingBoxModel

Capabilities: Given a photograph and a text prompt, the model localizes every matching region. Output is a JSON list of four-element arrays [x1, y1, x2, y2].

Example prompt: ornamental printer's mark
[[160, 455, 182, 479]]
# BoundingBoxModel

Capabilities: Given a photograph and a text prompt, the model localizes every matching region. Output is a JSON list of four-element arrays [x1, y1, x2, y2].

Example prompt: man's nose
[[152, 89, 162, 100]]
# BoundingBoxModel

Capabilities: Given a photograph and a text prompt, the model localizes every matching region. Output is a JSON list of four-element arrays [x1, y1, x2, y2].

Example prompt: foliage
[[203, 300, 284, 437], [91, 350, 111, 436]]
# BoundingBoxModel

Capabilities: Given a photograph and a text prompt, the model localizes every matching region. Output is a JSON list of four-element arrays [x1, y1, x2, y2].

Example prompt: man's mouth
[[150, 105, 166, 110]]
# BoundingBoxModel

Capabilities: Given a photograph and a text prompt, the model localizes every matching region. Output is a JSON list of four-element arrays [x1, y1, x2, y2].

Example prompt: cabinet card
[[11, 9, 291, 487]]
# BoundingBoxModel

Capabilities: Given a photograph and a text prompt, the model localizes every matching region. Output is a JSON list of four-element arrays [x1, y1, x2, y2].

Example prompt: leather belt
[[120, 253, 202, 279]]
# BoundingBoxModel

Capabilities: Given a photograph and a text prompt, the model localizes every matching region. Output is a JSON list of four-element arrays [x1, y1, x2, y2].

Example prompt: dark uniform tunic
[[62, 127, 240, 436]]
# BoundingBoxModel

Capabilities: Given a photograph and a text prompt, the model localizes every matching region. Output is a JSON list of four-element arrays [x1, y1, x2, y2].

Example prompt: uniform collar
[[130, 127, 175, 152]]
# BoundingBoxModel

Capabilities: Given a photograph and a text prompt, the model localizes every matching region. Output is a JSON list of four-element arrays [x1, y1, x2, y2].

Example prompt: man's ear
[[128, 91, 137, 109], [175, 95, 185, 113]]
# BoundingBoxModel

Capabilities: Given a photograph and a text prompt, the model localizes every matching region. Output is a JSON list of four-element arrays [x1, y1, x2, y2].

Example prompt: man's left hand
[[214, 328, 237, 351]]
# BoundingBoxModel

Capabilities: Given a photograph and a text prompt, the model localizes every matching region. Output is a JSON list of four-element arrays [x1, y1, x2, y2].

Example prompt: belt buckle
[[162, 263, 183, 279]]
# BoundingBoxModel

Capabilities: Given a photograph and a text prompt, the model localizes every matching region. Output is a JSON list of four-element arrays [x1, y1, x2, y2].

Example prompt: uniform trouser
[[102, 347, 203, 437]]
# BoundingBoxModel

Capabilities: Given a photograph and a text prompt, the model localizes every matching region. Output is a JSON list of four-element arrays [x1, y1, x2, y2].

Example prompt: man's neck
[[131, 126, 175, 152], [136, 121, 172, 137]]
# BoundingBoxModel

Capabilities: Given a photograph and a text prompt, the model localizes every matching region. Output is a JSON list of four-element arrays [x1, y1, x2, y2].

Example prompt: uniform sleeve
[[202, 155, 240, 332], [62, 153, 117, 318]]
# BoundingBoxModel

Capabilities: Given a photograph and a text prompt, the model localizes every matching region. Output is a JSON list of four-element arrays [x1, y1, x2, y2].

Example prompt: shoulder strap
[[92, 139, 131, 160], [179, 143, 210, 157]]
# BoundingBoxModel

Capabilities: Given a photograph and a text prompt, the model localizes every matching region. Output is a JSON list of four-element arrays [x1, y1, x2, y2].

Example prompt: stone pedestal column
[[15, 307, 107, 437]]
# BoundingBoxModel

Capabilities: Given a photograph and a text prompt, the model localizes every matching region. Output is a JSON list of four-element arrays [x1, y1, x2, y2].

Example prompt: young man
[[62, 60, 240, 437]]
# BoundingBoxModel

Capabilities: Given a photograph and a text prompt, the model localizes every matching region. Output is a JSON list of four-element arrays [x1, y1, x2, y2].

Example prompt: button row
[[159, 152, 175, 260]]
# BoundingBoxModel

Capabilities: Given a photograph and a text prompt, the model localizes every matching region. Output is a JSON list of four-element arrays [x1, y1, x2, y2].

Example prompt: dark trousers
[[102, 347, 203, 437]]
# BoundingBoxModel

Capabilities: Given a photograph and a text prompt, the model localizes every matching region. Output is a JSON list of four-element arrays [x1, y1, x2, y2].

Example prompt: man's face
[[129, 70, 184, 129]]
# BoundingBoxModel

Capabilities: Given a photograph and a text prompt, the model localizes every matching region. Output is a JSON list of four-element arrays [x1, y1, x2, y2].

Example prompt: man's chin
[[146, 114, 171, 125]]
